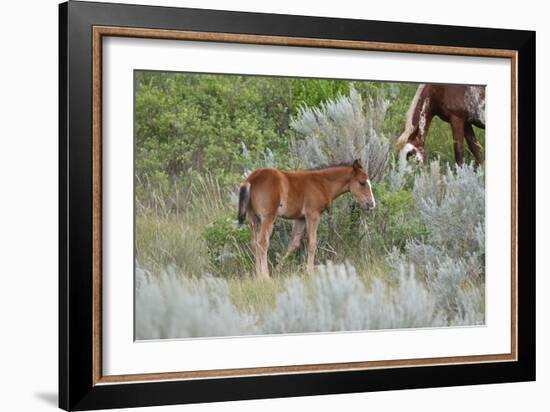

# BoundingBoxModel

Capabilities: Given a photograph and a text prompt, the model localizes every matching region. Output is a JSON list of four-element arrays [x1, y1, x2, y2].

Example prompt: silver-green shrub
[[262, 262, 371, 333], [136, 261, 459, 340], [290, 87, 390, 181], [388, 162, 485, 324], [412, 161, 485, 257], [135, 266, 258, 339], [240, 142, 276, 178]]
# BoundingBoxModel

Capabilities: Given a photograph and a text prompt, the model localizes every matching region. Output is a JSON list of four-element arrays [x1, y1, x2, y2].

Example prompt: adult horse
[[396, 84, 485, 165], [238, 159, 375, 278]]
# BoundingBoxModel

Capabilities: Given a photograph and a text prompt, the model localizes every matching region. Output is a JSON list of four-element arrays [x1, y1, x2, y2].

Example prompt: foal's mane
[[307, 161, 354, 171]]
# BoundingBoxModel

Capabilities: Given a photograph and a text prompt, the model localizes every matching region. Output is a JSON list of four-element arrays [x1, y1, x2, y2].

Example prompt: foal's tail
[[237, 182, 251, 224]]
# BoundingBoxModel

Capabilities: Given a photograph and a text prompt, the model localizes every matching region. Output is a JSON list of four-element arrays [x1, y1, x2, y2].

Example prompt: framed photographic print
[[59, 1, 536, 410]]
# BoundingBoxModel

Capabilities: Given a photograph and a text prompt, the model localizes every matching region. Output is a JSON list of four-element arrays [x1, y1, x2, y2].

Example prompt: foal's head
[[349, 159, 376, 210]]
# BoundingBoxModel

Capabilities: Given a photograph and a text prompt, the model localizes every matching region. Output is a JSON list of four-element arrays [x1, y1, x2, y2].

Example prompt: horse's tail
[[237, 182, 251, 224], [395, 126, 415, 150], [395, 84, 425, 149]]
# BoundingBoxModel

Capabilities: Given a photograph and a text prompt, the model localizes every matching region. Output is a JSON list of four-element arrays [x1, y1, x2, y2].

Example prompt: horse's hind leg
[[286, 219, 305, 255], [450, 116, 465, 165], [257, 215, 275, 278], [464, 122, 482, 165]]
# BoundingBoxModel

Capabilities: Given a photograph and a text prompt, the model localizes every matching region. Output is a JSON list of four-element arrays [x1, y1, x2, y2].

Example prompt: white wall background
[[0, 0, 545, 411]]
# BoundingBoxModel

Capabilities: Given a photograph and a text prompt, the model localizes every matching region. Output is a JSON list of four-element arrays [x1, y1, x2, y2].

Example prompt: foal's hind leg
[[257, 215, 275, 278], [249, 214, 261, 276], [464, 122, 482, 165]]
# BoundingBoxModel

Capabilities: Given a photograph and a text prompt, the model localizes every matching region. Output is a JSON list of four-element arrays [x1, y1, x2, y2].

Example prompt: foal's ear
[[352, 159, 363, 171]]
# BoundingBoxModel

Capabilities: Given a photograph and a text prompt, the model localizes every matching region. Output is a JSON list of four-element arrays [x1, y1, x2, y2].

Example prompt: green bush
[[135, 71, 353, 187], [365, 183, 429, 252], [203, 215, 250, 254], [202, 212, 301, 276], [203, 214, 252, 274]]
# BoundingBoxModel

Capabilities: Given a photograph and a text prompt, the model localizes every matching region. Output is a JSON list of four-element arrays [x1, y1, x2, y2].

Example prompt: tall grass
[[135, 173, 228, 276]]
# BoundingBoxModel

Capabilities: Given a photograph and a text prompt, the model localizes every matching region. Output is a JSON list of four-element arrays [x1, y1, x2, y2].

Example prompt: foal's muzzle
[[363, 200, 375, 210]]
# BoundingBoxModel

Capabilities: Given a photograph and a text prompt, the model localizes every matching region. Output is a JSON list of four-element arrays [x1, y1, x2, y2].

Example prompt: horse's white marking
[[400, 143, 413, 164], [400, 142, 423, 163], [419, 97, 430, 136], [366, 179, 376, 208], [464, 86, 485, 126], [396, 84, 425, 148]]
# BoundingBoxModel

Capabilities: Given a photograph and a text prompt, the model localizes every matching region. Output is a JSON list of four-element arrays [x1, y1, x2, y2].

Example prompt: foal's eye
[[360, 181, 367, 186]]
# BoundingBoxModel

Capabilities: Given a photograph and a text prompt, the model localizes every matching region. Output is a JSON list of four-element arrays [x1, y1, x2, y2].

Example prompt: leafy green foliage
[[135, 71, 351, 186], [203, 214, 252, 271], [366, 183, 429, 251]]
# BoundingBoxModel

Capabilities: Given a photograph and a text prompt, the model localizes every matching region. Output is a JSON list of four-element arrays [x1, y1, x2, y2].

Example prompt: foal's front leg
[[286, 219, 305, 255], [305, 213, 321, 274]]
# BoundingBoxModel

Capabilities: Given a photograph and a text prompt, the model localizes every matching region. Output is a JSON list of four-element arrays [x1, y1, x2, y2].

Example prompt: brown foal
[[238, 159, 376, 278]]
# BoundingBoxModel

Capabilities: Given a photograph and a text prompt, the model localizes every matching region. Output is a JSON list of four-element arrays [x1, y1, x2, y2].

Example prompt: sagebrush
[[290, 87, 390, 181], [136, 260, 484, 340]]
